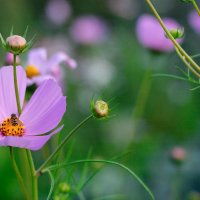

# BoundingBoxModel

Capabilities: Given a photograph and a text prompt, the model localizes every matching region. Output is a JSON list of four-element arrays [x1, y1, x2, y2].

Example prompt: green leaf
[[0, 33, 6, 47], [23, 26, 29, 38], [10, 26, 14, 36]]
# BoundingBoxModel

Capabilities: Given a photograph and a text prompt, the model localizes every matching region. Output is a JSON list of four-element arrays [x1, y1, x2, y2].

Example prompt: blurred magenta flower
[[0, 66, 66, 150], [25, 47, 77, 86], [136, 14, 183, 52], [188, 10, 200, 33], [45, 0, 71, 26], [70, 15, 108, 45], [5, 52, 20, 65]]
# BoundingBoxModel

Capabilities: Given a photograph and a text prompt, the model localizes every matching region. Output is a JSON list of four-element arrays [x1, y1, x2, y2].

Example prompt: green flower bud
[[91, 100, 109, 119], [58, 182, 71, 194], [168, 28, 184, 39], [6, 35, 26, 53]]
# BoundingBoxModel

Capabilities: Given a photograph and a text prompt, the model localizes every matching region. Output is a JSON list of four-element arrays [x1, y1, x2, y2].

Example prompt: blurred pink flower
[[25, 47, 77, 86], [5, 53, 20, 65], [188, 10, 200, 33], [136, 14, 183, 52], [70, 15, 108, 45], [45, 0, 71, 26], [171, 146, 186, 163]]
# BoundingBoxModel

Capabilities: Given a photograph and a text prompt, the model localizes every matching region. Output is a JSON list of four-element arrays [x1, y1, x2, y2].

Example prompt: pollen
[[26, 65, 40, 78], [0, 115, 25, 136]]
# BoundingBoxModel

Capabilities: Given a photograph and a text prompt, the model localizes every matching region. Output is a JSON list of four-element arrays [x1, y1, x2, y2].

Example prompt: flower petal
[[0, 66, 26, 119], [20, 79, 66, 135], [49, 51, 77, 70], [27, 48, 47, 73], [27, 75, 56, 86], [0, 125, 63, 150]]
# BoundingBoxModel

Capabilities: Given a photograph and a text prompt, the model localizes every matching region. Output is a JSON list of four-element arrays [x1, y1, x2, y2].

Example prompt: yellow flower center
[[0, 114, 25, 136], [26, 65, 40, 78]]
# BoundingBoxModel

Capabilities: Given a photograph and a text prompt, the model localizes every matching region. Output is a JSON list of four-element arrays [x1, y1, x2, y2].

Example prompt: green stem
[[9, 147, 29, 200], [146, 0, 200, 78], [26, 150, 38, 200], [191, 0, 200, 16], [43, 159, 155, 200], [36, 114, 93, 175], [13, 54, 38, 200], [13, 54, 22, 115]]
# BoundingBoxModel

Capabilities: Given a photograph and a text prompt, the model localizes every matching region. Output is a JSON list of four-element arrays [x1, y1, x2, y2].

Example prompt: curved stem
[[10, 147, 29, 200], [36, 114, 93, 175], [146, 0, 200, 77], [43, 159, 155, 200]]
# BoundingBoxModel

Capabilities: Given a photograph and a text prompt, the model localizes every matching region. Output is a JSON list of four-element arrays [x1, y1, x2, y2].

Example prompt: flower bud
[[170, 146, 186, 166], [167, 28, 184, 39], [92, 100, 109, 118], [6, 35, 26, 54], [58, 182, 71, 193]]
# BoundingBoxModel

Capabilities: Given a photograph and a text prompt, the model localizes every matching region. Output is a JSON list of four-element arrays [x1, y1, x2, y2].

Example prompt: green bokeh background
[[0, 0, 199, 199]]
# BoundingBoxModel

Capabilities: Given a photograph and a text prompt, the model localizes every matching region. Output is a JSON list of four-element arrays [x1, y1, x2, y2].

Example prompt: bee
[[10, 113, 22, 126]]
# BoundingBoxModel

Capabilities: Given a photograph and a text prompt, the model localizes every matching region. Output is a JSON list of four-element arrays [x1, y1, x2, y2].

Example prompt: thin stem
[[26, 150, 38, 200], [12, 54, 38, 200], [36, 114, 93, 175], [146, 0, 200, 76], [43, 159, 155, 200], [13, 54, 22, 115], [175, 47, 200, 78], [191, 0, 200, 16], [9, 147, 29, 200]]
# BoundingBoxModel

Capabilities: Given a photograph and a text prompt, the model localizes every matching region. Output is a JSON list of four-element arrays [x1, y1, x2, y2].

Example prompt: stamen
[[0, 114, 25, 136], [26, 65, 40, 78]]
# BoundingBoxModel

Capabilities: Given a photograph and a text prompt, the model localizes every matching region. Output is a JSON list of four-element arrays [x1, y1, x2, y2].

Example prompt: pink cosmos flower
[[70, 15, 108, 45], [136, 14, 183, 52], [0, 66, 66, 150], [25, 47, 77, 86], [188, 10, 200, 33]]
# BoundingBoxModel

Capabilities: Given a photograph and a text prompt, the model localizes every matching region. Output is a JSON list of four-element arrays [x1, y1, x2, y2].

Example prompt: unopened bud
[[58, 182, 71, 193], [170, 147, 186, 165], [6, 35, 26, 54], [92, 100, 109, 118], [166, 28, 184, 39]]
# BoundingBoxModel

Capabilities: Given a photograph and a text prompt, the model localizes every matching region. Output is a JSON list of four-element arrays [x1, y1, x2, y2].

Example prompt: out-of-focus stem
[[9, 147, 29, 200]]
